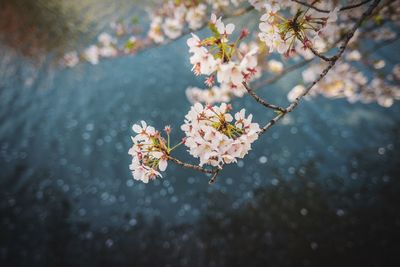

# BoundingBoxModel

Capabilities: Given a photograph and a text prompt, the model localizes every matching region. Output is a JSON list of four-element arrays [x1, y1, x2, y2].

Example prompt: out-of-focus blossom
[[62, 51, 79, 68], [267, 59, 283, 74], [83, 45, 100, 65]]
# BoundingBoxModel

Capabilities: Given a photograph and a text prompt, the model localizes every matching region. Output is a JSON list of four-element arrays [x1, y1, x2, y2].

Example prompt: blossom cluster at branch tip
[[288, 62, 400, 107], [128, 121, 169, 183], [181, 103, 260, 167], [257, 2, 339, 57], [185, 13, 263, 103]]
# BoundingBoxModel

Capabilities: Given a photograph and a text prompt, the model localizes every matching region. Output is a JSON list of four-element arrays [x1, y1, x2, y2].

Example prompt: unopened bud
[[240, 28, 249, 40], [164, 125, 171, 134]]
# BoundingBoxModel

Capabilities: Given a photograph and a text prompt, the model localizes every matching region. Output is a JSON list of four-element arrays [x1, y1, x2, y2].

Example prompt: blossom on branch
[[258, 3, 339, 57], [185, 14, 261, 103], [128, 121, 169, 183], [181, 103, 260, 167]]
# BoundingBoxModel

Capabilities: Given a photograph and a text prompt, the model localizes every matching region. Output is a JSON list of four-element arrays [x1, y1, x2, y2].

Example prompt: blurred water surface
[[0, 1, 399, 266]]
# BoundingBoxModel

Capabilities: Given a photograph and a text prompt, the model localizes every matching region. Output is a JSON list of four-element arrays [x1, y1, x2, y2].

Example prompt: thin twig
[[308, 46, 332, 61], [208, 168, 221, 184], [242, 82, 287, 113], [167, 155, 215, 174]]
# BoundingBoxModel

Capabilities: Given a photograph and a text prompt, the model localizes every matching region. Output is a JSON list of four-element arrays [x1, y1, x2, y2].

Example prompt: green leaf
[[208, 22, 220, 39]]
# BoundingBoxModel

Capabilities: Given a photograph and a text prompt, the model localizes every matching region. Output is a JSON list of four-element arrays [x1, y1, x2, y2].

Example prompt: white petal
[[225, 24, 235, 34], [211, 13, 217, 23], [260, 14, 269, 21], [132, 124, 141, 133], [152, 151, 163, 159], [216, 22, 225, 34], [158, 159, 168, 171], [231, 69, 243, 85]]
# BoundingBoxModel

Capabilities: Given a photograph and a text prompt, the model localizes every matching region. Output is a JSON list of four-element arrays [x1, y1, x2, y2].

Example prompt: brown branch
[[208, 168, 221, 184], [259, 0, 381, 135], [308, 46, 332, 61], [167, 155, 215, 174], [291, 0, 373, 13], [242, 82, 287, 113]]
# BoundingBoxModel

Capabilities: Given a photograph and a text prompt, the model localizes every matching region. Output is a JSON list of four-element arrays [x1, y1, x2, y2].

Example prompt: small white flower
[[267, 60, 283, 74], [62, 51, 79, 67], [128, 121, 169, 183], [83, 45, 99, 65], [98, 32, 115, 47], [148, 16, 165, 43], [162, 18, 183, 39], [288, 85, 306, 102]]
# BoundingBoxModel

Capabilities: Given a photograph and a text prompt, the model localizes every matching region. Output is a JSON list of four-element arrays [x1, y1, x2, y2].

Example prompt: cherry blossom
[[181, 103, 260, 167], [129, 121, 169, 183], [148, 16, 165, 44], [258, 2, 340, 57], [62, 51, 79, 68], [267, 59, 284, 74], [83, 45, 100, 65]]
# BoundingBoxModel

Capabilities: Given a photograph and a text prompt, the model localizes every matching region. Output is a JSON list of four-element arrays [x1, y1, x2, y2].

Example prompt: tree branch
[[308, 46, 333, 61], [242, 82, 287, 113], [259, 0, 381, 135], [167, 155, 216, 174]]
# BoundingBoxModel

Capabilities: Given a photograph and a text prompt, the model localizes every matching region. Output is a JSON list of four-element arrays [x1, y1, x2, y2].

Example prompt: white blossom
[[62, 51, 79, 68], [181, 103, 260, 167], [128, 121, 169, 183], [83, 45, 100, 65]]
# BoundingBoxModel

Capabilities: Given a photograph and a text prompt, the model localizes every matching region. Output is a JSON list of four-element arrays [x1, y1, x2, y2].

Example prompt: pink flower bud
[[240, 28, 249, 40], [205, 75, 215, 87], [164, 125, 171, 135]]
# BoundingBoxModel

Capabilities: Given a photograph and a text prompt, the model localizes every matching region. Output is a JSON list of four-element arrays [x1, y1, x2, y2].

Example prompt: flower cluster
[[288, 62, 400, 107], [128, 121, 170, 183], [181, 103, 260, 167], [186, 85, 232, 104], [188, 14, 259, 84], [258, 3, 339, 57], [185, 14, 262, 103], [62, 32, 125, 67], [147, 1, 208, 43]]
